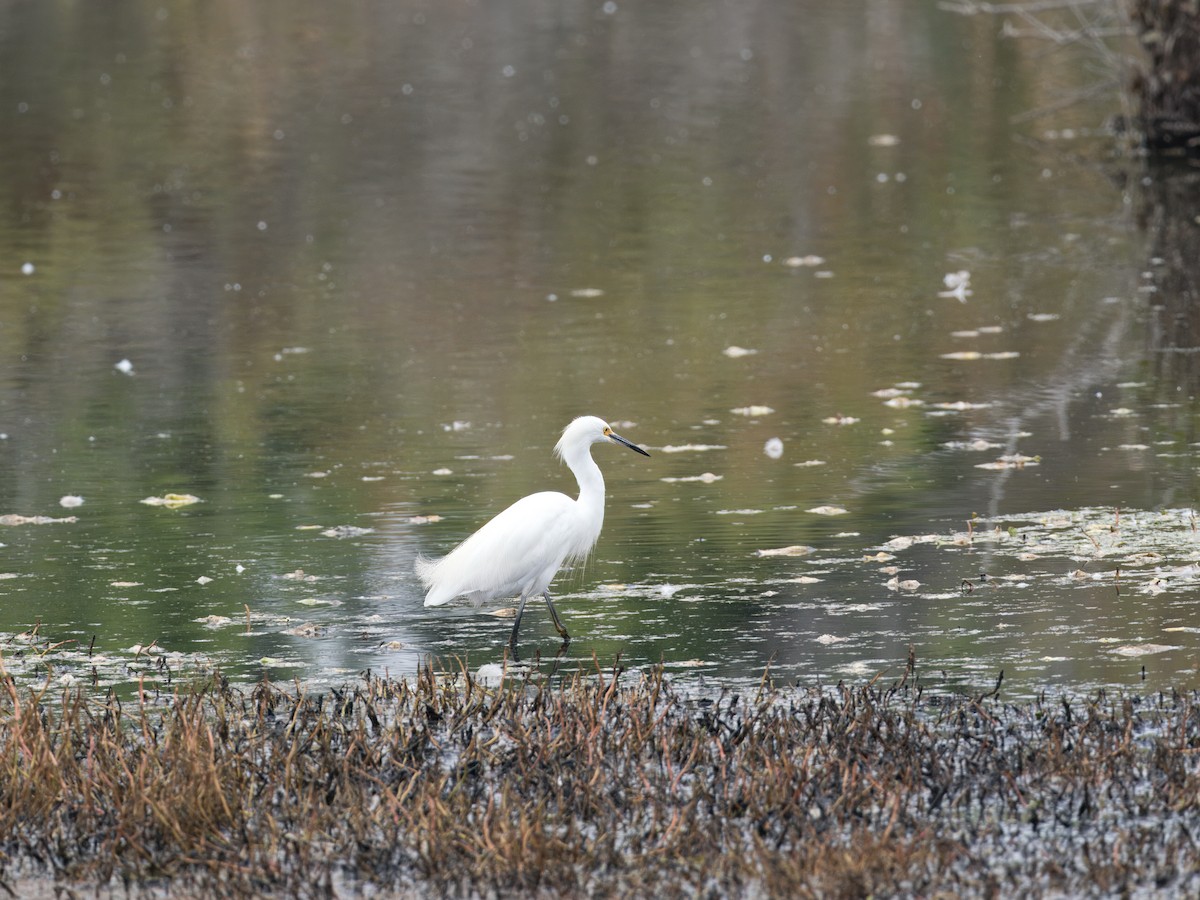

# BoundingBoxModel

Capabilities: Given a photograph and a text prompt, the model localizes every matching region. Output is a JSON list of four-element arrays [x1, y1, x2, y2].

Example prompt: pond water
[[1, 1, 1195, 700]]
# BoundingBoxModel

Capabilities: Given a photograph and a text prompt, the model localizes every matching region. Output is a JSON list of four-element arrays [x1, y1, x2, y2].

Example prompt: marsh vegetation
[[2, 660, 1198, 897]]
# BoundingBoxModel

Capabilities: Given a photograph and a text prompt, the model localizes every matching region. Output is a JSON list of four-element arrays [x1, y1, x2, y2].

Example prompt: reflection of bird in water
[[418, 416, 649, 656]]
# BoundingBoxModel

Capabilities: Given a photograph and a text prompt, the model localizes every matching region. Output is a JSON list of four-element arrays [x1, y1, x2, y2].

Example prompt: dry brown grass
[[0, 657, 1198, 898]]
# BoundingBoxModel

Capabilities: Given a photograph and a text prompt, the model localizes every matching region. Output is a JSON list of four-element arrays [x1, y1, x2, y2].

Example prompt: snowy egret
[[417, 416, 649, 654]]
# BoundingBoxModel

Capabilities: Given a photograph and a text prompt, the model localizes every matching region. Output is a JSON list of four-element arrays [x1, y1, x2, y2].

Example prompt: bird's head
[[556, 416, 650, 459]]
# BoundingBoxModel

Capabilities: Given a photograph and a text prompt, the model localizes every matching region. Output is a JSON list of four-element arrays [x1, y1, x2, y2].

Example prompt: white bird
[[417, 416, 650, 654]]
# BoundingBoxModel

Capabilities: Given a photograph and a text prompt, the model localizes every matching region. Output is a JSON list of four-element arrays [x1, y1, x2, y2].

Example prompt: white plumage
[[417, 415, 649, 653]]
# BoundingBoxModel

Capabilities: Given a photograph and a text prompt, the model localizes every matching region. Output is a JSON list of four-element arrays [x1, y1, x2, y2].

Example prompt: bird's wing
[[420, 491, 577, 606]]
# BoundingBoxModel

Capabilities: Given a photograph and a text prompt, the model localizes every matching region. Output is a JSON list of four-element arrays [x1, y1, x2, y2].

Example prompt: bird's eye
[[603, 427, 612, 436]]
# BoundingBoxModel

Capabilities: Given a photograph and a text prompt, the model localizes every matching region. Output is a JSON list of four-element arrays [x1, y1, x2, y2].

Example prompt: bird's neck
[[565, 445, 605, 509]]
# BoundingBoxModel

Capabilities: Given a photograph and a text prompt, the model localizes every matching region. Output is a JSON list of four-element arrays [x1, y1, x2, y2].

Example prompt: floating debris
[[942, 439, 1003, 451], [661, 473, 723, 484], [1109, 643, 1179, 657], [867, 133, 900, 146], [0, 514, 78, 526], [488, 607, 518, 618], [140, 494, 202, 508], [884, 396, 923, 409], [730, 405, 774, 417], [874, 507, 1200, 600], [794, 459, 827, 467], [807, 506, 849, 516], [283, 622, 327, 638], [432, 468, 454, 476], [941, 350, 1021, 360], [938, 270, 972, 302], [114, 358, 135, 375], [320, 525, 375, 539], [763, 437, 784, 459], [755, 545, 816, 557], [722, 346, 758, 358], [877, 534, 945, 551], [474, 663, 507, 685], [59, 495, 84, 508], [569, 287, 605, 298], [976, 454, 1040, 470], [822, 415, 859, 425], [279, 569, 320, 581], [932, 401, 992, 411], [659, 444, 728, 453], [782, 254, 825, 267]]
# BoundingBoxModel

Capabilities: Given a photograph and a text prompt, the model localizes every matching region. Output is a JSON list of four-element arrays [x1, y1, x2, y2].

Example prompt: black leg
[[509, 594, 529, 659], [542, 591, 571, 643]]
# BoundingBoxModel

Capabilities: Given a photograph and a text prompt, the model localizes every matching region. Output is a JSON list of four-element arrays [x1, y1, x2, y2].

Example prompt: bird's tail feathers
[[416, 554, 463, 607], [415, 554, 445, 600], [414, 554, 439, 583]]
